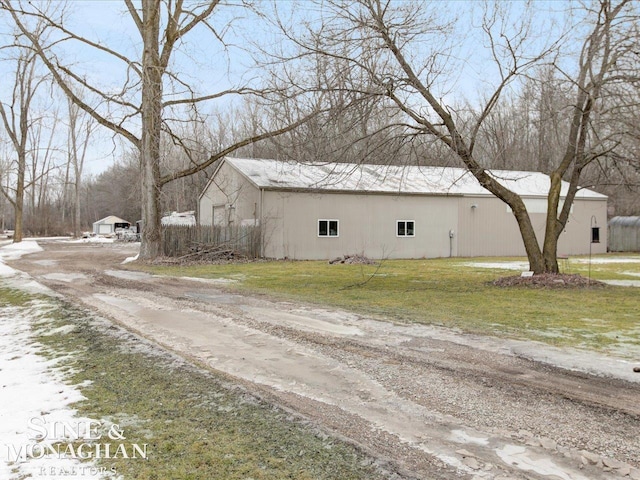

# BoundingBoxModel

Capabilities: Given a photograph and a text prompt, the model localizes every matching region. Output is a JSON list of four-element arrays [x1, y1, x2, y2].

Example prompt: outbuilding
[[198, 157, 608, 260], [608, 216, 640, 252], [92, 215, 131, 235]]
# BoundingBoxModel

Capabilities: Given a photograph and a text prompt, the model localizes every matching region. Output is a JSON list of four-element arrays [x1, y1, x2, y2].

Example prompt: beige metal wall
[[199, 162, 260, 227], [557, 198, 607, 255], [200, 164, 608, 259], [457, 196, 608, 257], [261, 191, 459, 259]]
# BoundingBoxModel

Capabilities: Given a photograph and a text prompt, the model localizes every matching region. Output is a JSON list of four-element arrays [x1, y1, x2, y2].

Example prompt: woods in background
[[0, 1, 637, 268]]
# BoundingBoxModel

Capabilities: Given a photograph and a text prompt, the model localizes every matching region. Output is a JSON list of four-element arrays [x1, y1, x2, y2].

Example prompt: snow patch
[[602, 280, 640, 287], [461, 261, 529, 271], [104, 270, 152, 281], [0, 242, 54, 295], [449, 429, 489, 446], [0, 302, 104, 479], [0, 240, 43, 261], [41, 272, 88, 283], [573, 256, 640, 264], [180, 276, 239, 285], [496, 445, 590, 480], [0, 240, 113, 478], [67, 236, 115, 244], [122, 254, 139, 264]]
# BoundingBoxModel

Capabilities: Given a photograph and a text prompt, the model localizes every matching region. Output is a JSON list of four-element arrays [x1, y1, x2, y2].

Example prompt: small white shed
[[92, 216, 131, 235]]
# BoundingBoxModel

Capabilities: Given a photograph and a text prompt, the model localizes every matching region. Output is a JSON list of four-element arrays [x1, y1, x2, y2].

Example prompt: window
[[591, 227, 600, 243], [318, 219, 339, 237], [397, 220, 415, 237]]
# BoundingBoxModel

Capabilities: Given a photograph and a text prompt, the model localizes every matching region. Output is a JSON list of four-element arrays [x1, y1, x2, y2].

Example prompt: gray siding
[[608, 217, 640, 252], [457, 196, 607, 257]]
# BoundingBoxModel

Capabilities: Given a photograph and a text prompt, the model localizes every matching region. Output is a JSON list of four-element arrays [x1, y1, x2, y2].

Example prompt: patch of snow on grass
[[0, 241, 113, 478], [573, 256, 640, 264], [0, 301, 107, 479], [0, 243, 53, 295], [0, 240, 43, 261], [67, 236, 115, 244], [602, 280, 640, 287], [180, 276, 239, 285], [461, 261, 529, 271], [622, 271, 640, 277]]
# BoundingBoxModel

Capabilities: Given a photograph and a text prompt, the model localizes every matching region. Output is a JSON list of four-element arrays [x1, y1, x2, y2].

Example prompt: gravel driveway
[[10, 240, 640, 480]]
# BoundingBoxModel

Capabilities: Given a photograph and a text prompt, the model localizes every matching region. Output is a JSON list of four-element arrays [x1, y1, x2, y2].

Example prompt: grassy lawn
[[0, 289, 384, 480], [140, 255, 640, 354]]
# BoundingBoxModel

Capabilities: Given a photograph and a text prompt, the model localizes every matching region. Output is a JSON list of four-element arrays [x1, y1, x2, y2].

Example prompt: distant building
[[608, 216, 640, 252], [198, 157, 608, 260], [92, 215, 131, 235], [161, 211, 196, 227]]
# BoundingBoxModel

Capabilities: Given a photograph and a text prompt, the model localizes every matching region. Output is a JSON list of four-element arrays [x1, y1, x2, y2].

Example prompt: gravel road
[[9, 240, 640, 480]]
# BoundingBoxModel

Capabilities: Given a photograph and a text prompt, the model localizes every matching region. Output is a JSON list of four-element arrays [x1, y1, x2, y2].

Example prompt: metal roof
[[224, 158, 607, 199], [609, 216, 640, 227], [92, 215, 130, 225]]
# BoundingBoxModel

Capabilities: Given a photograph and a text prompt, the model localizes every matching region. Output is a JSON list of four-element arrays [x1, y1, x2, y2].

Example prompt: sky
[[0, 0, 585, 177]]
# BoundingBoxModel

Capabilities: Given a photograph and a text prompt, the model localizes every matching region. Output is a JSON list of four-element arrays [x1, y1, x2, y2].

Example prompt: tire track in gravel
[[9, 241, 640, 480]]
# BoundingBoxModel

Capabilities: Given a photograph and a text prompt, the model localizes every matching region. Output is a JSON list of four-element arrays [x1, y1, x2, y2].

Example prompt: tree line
[[0, 0, 638, 273]]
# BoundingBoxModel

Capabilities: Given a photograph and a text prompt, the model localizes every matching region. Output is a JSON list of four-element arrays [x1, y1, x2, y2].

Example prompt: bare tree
[[2, 0, 319, 259], [284, 0, 638, 273], [0, 24, 50, 242], [66, 98, 96, 237]]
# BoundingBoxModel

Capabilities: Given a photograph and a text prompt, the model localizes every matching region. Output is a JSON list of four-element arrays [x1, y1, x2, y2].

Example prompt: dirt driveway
[[9, 240, 640, 480]]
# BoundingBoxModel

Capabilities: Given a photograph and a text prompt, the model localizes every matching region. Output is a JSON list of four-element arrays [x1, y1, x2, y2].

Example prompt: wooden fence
[[161, 224, 261, 258]]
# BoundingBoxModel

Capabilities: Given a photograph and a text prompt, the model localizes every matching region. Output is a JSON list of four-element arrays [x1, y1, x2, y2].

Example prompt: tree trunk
[[138, 0, 163, 260], [13, 153, 25, 243], [74, 180, 81, 238], [541, 172, 563, 274], [507, 197, 546, 274]]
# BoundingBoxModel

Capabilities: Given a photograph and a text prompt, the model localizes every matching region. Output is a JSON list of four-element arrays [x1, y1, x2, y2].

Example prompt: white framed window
[[397, 220, 415, 237], [318, 219, 339, 237]]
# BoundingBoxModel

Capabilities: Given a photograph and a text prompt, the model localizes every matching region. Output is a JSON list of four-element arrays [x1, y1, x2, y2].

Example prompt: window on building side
[[318, 219, 339, 237], [397, 220, 415, 237]]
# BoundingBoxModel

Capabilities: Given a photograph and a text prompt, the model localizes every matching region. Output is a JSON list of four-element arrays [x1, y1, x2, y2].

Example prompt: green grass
[[139, 255, 640, 353], [565, 253, 640, 280], [1, 289, 384, 480]]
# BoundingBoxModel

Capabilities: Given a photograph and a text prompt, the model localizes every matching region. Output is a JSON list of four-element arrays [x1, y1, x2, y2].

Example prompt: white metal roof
[[224, 158, 607, 199], [93, 215, 130, 226]]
